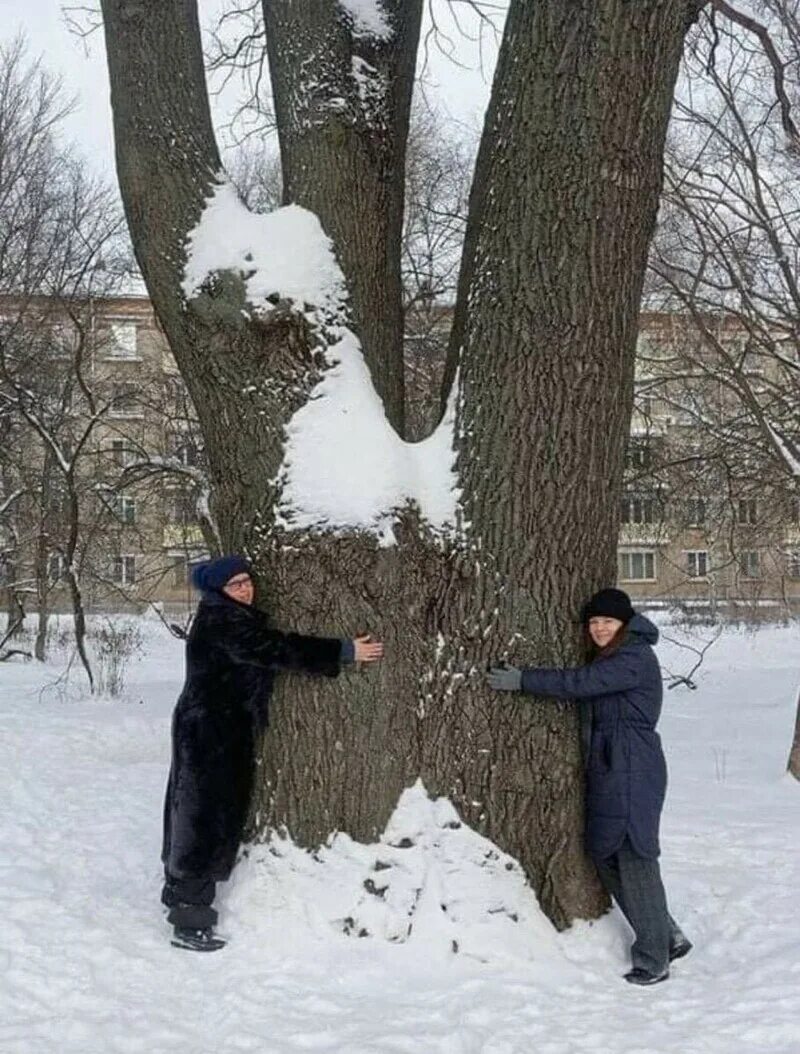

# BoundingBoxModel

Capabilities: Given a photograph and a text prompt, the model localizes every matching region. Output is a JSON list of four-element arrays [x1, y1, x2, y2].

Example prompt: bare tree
[[637, 2, 800, 614], [0, 38, 130, 681]]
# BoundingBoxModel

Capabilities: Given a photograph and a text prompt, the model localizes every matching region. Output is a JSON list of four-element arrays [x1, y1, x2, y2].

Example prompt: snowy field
[[1, 615, 798, 1054]]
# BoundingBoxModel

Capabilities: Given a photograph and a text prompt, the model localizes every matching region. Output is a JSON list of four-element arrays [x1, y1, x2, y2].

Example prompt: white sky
[[4, 0, 503, 184]]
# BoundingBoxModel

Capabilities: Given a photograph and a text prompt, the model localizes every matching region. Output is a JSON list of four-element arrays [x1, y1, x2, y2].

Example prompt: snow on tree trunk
[[263, 0, 422, 436], [101, 0, 697, 928]]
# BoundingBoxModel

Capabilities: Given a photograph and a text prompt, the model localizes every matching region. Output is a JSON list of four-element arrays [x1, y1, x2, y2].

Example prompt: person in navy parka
[[487, 587, 691, 985], [161, 554, 383, 952]]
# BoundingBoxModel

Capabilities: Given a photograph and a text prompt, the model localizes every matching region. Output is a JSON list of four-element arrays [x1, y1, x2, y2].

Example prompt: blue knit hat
[[191, 554, 251, 593]]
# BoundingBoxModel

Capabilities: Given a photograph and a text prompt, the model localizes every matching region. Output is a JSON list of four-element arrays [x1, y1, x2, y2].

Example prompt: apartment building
[[620, 312, 799, 614], [2, 296, 798, 615], [0, 295, 205, 614]]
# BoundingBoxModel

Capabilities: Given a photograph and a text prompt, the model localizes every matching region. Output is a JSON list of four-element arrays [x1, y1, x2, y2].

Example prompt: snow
[[339, 0, 392, 40], [182, 183, 344, 314], [183, 180, 460, 542], [276, 350, 460, 541], [1, 616, 799, 1052]]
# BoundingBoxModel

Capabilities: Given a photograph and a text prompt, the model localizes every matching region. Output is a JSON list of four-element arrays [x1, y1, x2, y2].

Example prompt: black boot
[[624, 967, 669, 986], [669, 937, 693, 962], [171, 926, 226, 952]]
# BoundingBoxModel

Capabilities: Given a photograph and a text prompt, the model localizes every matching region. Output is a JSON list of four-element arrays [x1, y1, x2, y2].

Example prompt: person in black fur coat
[[161, 554, 383, 952]]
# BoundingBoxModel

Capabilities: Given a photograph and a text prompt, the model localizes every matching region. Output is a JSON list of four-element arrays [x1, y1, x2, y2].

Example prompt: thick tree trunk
[[64, 486, 93, 690], [102, 0, 696, 929], [33, 529, 50, 661], [788, 690, 800, 780], [263, 1, 422, 436], [427, 0, 693, 923]]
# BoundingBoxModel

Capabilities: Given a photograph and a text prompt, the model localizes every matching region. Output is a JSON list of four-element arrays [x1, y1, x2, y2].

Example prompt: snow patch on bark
[[275, 347, 460, 542], [182, 181, 344, 314], [339, 0, 392, 39], [351, 54, 387, 115]]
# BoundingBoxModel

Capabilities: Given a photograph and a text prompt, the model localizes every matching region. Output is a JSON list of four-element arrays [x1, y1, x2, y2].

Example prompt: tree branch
[[711, 0, 800, 151]]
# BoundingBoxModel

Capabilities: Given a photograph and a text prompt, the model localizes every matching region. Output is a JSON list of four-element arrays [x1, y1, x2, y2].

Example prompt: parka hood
[[627, 612, 659, 645]]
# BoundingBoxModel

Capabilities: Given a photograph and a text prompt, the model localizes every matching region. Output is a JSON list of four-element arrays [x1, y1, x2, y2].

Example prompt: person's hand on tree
[[354, 634, 384, 663], [486, 664, 522, 691]]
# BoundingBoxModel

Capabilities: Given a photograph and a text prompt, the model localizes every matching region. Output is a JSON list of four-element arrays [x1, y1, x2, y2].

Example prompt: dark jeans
[[595, 839, 685, 975], [161, 873, 218, 930]]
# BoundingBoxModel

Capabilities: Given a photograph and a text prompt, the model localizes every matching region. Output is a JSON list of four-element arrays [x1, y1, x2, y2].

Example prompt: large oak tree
[[100, 0, 704, 928]]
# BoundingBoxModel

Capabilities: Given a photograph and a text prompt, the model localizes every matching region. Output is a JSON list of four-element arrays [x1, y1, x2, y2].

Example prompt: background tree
[[634, 2, 800, 613], [100, 0, 703, 927], [0, 37, 131, 678]]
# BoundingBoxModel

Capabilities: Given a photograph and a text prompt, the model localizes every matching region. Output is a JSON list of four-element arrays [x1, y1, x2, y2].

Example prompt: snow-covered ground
[[1, 617, 798, 1054]]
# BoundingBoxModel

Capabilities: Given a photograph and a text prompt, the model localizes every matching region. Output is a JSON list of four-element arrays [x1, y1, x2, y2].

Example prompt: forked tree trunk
[[101, 0, 697, 928]]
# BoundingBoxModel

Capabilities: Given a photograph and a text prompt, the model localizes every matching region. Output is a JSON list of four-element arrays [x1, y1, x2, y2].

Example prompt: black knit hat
[[582, 588, 635, 624]]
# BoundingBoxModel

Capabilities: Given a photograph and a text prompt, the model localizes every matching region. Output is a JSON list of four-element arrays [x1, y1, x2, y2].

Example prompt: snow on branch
[[182, 181, 345, 313], [765, 420, 800, 477], [0, 488, 25, 518]]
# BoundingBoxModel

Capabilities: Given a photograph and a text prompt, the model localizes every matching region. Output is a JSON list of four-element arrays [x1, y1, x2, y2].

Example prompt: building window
[[172, 439, 199, 467], [115, 495, 136, 525], [102, 492, 136, 524], [738, 550, 760, 579], [736, 499, 757, 526], [787, 550, 800, 579], [686, 550, 709, 578], [619, 550, 656, 581], [50, 322, 79, 359], [686, 498, 706, 527], [621, 494, 658, 525], [110, 439, 135, 468], [626, 440, 652, 471], [109, 383, 142, 419], [166, 492, 196, 526], [48, 553, 67, 584], [112, 555, 136, 585], [171, 556, 188, 587], [106, 322, 138, 359]]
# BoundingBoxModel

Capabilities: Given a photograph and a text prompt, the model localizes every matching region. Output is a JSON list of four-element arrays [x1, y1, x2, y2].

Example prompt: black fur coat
[[161, 591, 343, 881]]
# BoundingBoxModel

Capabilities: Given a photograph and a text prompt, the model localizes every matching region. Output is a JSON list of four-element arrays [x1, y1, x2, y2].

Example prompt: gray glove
[[486, 664, 522, 692]]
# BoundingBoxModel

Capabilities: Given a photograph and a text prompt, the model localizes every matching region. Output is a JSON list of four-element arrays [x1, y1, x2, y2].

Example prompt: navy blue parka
[[520, 614, 666, 861]]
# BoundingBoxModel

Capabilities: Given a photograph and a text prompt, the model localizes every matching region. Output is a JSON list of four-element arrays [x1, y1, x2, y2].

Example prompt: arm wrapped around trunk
[[520, 651, 641, 699], [218, 606, 343, 677]]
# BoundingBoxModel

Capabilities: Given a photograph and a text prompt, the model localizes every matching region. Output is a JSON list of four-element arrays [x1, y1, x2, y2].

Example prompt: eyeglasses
[[225, 575, 252, 589]]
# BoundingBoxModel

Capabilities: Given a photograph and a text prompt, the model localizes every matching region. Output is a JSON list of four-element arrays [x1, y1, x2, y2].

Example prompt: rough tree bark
[[101, 0, 698, 928]]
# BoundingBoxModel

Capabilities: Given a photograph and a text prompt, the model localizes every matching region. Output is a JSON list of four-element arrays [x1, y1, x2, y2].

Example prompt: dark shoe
[[669, 937, 693, 962], [171, 926, 226, 952], [624, 967, 669, 986]]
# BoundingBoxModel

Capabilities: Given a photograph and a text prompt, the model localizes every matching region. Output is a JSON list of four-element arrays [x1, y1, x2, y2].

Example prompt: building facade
[[2, 297, 798, 616]]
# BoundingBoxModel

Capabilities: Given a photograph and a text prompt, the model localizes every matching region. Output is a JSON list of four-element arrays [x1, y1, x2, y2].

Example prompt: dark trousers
[[595, 839, 685, 975], [161, 872, 218, 930]]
